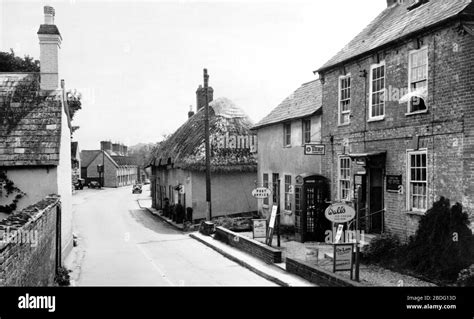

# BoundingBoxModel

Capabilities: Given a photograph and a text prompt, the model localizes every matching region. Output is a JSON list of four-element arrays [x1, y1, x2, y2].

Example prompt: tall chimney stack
[[37, 6, 62, 91], [196, 85, 213, 111]]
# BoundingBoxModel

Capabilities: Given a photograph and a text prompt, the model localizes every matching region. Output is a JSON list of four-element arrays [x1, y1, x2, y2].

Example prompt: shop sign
[[325, 203, 356, 223]]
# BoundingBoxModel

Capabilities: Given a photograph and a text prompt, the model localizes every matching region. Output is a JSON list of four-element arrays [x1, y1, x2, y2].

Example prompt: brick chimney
[[188, 105, 195, 118], [196, 85, 213, 111], [112, 143, 121, 155], [37, 6, 62, 91], [122, 145, 128, 156], [100, 141, 112, 154]]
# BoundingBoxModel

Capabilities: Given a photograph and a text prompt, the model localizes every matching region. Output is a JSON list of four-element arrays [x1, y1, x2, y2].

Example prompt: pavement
[[66, 185, 277, 286], [189, 232, 315, 287]]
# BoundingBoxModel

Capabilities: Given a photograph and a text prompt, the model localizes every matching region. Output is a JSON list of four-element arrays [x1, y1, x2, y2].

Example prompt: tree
[[404, 197, 474, 281], [0, 49, 40, 72]]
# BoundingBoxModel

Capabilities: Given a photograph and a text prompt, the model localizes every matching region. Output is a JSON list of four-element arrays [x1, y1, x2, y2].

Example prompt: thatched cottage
[[149, 87, 258, 222]]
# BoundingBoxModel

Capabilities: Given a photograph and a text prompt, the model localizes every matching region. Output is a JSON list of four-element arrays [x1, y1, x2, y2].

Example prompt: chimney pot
[[44, 6, 55, 24]]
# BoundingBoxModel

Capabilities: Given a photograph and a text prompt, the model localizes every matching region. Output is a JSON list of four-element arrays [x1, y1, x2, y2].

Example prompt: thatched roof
[[151, 97, 257, 173]]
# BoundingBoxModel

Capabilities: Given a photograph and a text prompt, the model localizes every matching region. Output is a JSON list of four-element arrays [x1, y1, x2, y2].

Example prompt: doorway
[[355, 167, 384, 234], [368, 167, 383, 234]]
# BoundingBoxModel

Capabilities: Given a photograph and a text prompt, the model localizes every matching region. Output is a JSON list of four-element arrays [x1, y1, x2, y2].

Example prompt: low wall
[[214, 226, 282, 264], [286, 258, 367, 287], [0, 196, 60, 286]]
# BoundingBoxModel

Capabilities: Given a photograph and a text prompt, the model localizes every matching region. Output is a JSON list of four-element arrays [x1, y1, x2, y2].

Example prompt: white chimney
[[37, 6, 62, 91]]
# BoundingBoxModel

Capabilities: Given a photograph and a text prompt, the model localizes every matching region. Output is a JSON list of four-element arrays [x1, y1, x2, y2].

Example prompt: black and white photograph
[[0, 0, 473, 317]]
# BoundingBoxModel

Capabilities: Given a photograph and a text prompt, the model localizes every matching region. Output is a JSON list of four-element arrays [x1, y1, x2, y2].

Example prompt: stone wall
[[0, 196, 60, 286], [214, 226, 282, 264]]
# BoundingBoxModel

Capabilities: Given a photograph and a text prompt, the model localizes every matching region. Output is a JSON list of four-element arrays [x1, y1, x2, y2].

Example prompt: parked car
[[132, 184, 142, 194], [74, 178, 85, 190], [88, 181, 101, 189]]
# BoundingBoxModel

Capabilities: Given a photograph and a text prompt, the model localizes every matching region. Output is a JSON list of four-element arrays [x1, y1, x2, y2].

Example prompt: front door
[[302, 177, 330, 242], [368, 168, 383, 234]]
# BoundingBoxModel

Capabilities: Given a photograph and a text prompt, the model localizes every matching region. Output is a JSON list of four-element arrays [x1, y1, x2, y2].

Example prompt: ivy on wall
[[0, 171, 26, 214]]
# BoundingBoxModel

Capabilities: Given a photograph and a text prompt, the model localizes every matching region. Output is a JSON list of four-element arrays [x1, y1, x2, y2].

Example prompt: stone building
[[252, 80, 330, 242], [315, 0, 474, 241], [0, 6, 74, 260], [80, 141, 138, 187], [149, 86, 257, 222]]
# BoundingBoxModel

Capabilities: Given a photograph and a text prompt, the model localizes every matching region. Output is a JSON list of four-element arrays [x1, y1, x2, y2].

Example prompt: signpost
[[333, 243, 354, 279], [304, 144, 326, 155], [266, 205, 278, 246], [325, 203, 357, 280]]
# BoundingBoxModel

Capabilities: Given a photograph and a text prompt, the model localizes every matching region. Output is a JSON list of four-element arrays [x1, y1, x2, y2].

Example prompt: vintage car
[[88, 181, 101, 189], [74, 178, 85, 190], [132, 184, 142, 194]]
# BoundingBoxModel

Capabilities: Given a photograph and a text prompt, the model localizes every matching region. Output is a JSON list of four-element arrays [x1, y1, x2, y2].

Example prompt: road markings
[[135, 243, 175, 286]]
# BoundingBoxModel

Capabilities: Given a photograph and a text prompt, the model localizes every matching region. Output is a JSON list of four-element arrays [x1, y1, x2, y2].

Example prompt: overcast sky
[[0, 0, 385, 150]]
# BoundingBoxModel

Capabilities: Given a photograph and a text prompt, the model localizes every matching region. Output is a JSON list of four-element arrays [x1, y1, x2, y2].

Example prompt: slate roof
[[111, 156, 138, 166], [0, 73, 63, 166], [80, 150, 101, 168], [151, 97, 257, 173], [316, 0, 474, 73], [253, 79, 322, 130]]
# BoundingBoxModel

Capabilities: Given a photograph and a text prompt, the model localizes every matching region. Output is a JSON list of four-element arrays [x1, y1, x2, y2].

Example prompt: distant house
[[252, 80, 328, 242], [0, 6, 73, 260], [80, 141, 138, 187], [149, 86, 258, 222], [315, 0, 474, 240]]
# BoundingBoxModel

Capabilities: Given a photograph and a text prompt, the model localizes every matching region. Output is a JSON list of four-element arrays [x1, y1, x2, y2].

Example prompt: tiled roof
[[151, 97, 257, 172], [253, 80, 322, 130], [111, 156, 138, 166], [0, 73, 63, 166], [317, 0, 474, 72], [80, 150, 100, 168]]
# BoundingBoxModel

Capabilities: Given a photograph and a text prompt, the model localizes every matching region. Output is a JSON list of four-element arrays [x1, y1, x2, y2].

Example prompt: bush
[[404, 197, 474, 282], [362, 233, 403, 265], [457, 265, 474, 287]]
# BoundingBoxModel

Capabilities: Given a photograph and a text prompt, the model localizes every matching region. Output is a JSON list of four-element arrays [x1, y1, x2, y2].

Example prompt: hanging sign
[[325, 203, 356, 223], [252, 188, 272, 199], [304, 144, 326, 155]]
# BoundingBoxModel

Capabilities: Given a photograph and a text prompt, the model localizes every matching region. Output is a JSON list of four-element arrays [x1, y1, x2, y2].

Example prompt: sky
[[0, 0, 385, 150]]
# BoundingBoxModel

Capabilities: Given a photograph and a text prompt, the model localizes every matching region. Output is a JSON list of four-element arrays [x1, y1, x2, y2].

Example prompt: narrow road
[[71, 185, 276, 286]]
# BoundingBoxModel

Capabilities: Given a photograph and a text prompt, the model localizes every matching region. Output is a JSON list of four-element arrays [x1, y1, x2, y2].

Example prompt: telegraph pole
[[204, 69, 212, 221]]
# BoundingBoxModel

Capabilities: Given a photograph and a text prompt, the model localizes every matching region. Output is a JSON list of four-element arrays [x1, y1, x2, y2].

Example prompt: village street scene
[[1, 0, 474, 301]]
